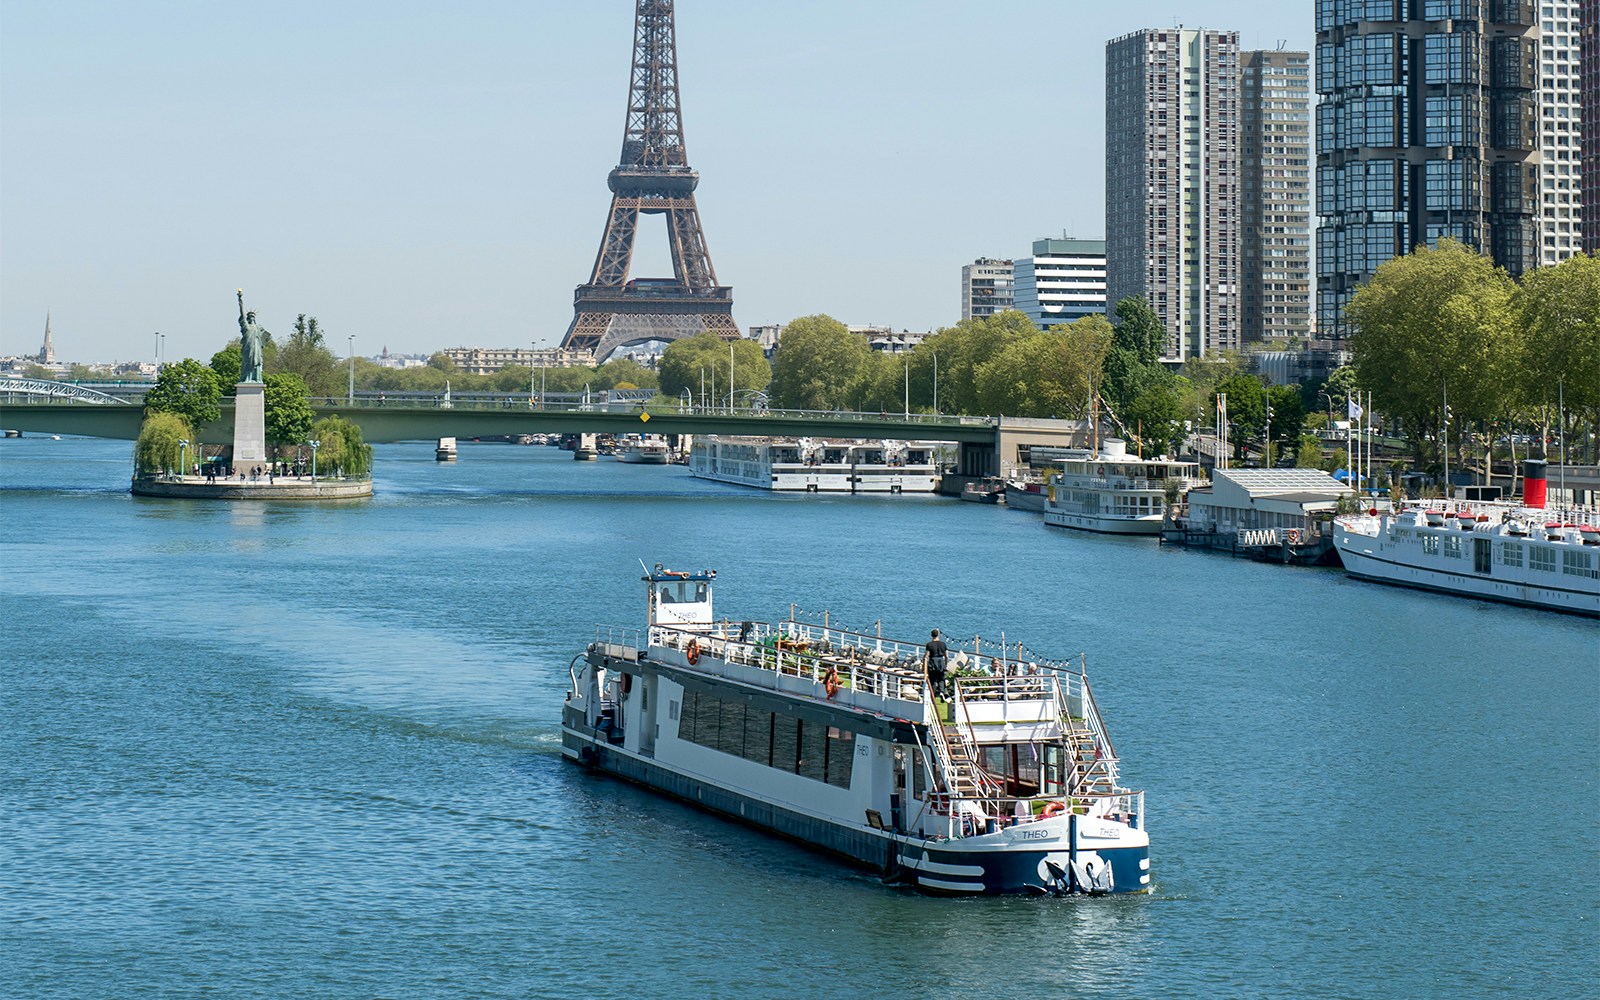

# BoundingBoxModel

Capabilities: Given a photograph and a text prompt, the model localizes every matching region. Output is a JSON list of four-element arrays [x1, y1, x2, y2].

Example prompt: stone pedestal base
[[233, 382, 269, 471]]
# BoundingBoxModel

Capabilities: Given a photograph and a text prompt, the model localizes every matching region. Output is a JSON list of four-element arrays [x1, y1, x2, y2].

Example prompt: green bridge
[[0, 392, 1089, 478]]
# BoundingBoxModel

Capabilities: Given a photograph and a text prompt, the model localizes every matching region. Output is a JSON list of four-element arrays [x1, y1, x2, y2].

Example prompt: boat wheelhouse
[[1333, 501, 1600, 617], [688, 436, 943, 493], [561, 565, 1150, 896], [1042, 439, 1206, 535]]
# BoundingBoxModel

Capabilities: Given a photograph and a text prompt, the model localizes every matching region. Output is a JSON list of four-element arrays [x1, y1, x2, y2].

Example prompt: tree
[[1515, 251, 1600, 455], [427, 351, 459, 374], [1113, 296, 1165, 365], [133, 411, 196, 476], [277, 314, 343, 398], [210, 343, 241, 394], [1214, 374, 1267, 461], [657, 333, 767, 401], [264, 372, 316, 447], [308, 415, 372, 478], [917, 310, 1037, 415], [593, 357, 661, 392], [1295, 433, 1325, 468], [1124, 379, 1188, 457], [1346, 239, 1518, 457], [1268, 383, 1306, 453], [144, 358, 222, 428], [768, 315, 872, 410], [972, 315, 1114, 418], [22, 363, 54, 380]]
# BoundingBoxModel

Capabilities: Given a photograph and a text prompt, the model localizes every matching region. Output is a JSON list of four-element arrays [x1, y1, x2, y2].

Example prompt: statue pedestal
[[232, 382, 269, 471]]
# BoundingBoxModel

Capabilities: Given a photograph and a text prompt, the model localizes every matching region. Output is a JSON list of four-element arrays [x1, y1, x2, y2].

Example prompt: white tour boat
[[689, 436, 942, 493], [1042, 439, 1206, 535], [617, 435, 671, 464], [562, 565, 1151, 896], [1333, 502, 1600, 617]]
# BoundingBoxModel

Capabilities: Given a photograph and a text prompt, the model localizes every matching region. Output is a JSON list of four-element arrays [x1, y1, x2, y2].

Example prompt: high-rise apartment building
[[1106, 28, 1241, 362], [1539, 2, 1584, 265], [1011, 239, 1108, 330], [1582, 0, 1599, 252], [1314, 0, 1578, 338], [1241, 50, 1313, 343], [960, 258, 1016, 321]]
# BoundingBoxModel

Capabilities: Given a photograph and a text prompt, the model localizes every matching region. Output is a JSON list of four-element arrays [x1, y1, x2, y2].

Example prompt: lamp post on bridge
[[932, 351, 939, 415], [348, 336, 355, 406], [154, 332, 164, 374]]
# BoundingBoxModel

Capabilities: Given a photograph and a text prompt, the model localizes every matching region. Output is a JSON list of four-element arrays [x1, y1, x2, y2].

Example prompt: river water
[[2, 437, 1594, 999]]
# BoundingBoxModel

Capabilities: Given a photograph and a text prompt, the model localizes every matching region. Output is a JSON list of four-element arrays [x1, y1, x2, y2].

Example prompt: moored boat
[[1004, 478, 1048, 512], [1332, 501, 1600, 617], [561, 564, 1151, 896], [1042, 439, 1206, 535], [617, 435, 671, 464], [960, 479, 1005, 504], [689, 436, 943, 493]]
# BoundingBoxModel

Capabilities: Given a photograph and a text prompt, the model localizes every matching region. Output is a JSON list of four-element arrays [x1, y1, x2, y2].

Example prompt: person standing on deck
[[924, 629, 949, 699]]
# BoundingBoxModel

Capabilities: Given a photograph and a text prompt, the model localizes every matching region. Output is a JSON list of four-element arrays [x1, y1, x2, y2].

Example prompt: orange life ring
[[1042, 801, 1067, 818], [685, 639, 700, 665], [824, 666, 840, 699]]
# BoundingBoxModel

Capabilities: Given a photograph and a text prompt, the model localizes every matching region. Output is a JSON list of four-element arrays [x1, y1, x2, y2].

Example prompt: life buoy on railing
[[1285, 528, 1300, 545], [1042, 801, 1067, 819], [824, 665, 841, 700], [685, 638, 700, 665], [1096, 465, 1105, 477]]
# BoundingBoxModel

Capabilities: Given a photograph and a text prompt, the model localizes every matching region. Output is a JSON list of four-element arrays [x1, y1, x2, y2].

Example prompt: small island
[[130, 291, 374, 500]]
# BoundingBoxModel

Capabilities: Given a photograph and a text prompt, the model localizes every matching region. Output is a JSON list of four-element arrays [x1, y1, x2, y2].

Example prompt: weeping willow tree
[[133, 412, 197, 476], [308, 415, 373, 478]]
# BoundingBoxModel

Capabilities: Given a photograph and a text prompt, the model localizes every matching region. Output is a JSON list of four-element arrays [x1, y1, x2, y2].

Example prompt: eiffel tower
[[561, 0, 738, 358]]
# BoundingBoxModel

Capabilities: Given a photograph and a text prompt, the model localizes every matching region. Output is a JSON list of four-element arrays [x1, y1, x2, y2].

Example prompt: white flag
[[1347, 397, 1363, 421]]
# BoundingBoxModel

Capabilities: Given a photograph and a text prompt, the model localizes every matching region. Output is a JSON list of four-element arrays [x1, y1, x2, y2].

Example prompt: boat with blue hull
[[561, 565, 1150, 896]]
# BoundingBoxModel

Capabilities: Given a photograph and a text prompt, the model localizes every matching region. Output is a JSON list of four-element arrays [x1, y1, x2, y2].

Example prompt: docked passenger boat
[[617, 435, 671, 465], [562, 564, 1150, 896], [1004, 478, 1048, 512], [1042, 439, 1206, 535], [689, 436, 942, 493], [1332, 502, 1600, 617]]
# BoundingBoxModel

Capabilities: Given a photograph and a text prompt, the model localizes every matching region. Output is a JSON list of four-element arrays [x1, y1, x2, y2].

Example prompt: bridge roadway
[[0, 398, 1001, 445]]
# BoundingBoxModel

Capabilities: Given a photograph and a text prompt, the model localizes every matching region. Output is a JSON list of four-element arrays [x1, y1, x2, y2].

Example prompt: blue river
[[2, 436, 1595, 999]]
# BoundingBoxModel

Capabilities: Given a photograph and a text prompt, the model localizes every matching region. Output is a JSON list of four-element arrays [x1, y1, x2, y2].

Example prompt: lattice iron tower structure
[[561, 0, 737, 358]]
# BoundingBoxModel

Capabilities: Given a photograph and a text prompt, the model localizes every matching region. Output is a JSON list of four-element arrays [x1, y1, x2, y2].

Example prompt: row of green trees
[[1347, 240, 1598, 464]]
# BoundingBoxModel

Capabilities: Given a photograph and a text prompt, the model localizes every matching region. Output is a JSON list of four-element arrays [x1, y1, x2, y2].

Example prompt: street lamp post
[[348, 335, 355, 405], [154, 332, 165, 373], [178, 438, 188, 479], [1318, 390, 1334, 429], [309, 439, 321, 482], [932, 351, 939, 415]]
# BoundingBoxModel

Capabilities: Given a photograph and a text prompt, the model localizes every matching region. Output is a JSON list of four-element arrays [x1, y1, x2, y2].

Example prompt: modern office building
[[1241, 50, 1313, 343], [960, 258, 1016, 321], [1106, 28, 1241, 361], [1315, 0, 1586, 338], [1582, 0, 1599, 252], [1011, 239, 1108, 330]]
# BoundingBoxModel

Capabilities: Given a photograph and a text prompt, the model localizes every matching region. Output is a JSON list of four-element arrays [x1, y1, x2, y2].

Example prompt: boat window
[[825, 727, 854, 788], [659, 585, 675, 603], [1500, 542, 1522, 567], [1422, 536, 1440, 555], [1530, 547, 1557, 573], [911, 748, 926, 800], [693, 583, 708, 602], [1562, 550, 1595, 578], [1444, 537, 1462, 559]]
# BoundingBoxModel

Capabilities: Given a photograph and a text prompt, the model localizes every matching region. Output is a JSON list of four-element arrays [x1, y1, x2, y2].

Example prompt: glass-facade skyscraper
[[1316, 0, 1544, 338]]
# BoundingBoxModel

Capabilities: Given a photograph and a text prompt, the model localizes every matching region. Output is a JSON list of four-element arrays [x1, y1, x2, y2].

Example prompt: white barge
[[562, 565, 1150, 896], [688, 436, 942, 493]]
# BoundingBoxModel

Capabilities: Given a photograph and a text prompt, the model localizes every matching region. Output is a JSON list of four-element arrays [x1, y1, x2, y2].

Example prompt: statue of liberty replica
[[237, 289, 266, 383], [230, 289, 270, 472]]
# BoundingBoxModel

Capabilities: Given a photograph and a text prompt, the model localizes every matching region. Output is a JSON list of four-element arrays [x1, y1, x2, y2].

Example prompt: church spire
[[39, 312, 55, 364]]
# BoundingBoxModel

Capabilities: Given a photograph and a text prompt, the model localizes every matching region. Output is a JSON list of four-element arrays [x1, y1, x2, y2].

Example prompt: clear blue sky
[[1, 1, 1312, 364]]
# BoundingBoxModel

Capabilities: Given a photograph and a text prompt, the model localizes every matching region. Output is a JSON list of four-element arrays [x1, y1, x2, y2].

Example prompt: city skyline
[[1, 1, 1313, 363]]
